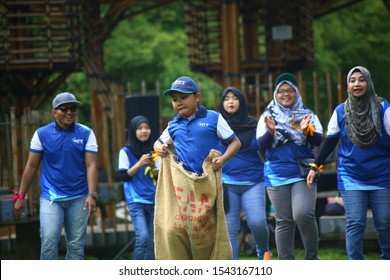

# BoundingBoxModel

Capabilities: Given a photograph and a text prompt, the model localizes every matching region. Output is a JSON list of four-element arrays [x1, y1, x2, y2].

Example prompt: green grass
[[239, 242, 382, 260], [83, 232, 382, 260], [111, 241, 382, 260]]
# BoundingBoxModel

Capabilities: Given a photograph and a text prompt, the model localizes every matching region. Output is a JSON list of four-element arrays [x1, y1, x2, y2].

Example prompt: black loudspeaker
[[125, 95, 161, 143]]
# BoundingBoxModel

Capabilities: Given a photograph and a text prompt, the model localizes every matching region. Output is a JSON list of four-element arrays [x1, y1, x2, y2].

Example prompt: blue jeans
[[224, 181, 269, 260], [40, 196, 88, 260], [340, 189, 390, 260], [128, 203, 155, 260]]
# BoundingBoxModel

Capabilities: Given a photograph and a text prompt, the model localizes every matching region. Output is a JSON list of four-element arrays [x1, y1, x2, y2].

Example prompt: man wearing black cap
[[13, 92, 98, 260]]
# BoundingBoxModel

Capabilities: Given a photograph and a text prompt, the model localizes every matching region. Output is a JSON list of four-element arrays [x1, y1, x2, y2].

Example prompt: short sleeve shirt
[[326, 101, 390, 190], [30, 121, 98, 200], [158, 106, 235, 174]]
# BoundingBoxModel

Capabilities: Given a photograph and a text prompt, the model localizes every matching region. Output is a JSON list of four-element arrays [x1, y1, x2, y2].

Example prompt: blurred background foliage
[[59, 0, 390, 125]]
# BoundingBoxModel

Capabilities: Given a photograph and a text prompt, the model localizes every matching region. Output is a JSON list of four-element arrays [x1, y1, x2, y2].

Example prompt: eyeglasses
[[56, 105, 78, 113], [277, 88, 296, 95]]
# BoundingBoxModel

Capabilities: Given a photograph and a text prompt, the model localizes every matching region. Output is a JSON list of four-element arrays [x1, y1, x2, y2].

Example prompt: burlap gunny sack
[[154, 149, 232, 260]]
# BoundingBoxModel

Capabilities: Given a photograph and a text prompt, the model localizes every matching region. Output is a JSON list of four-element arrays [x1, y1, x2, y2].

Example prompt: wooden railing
[[0, 0, 84, 71]]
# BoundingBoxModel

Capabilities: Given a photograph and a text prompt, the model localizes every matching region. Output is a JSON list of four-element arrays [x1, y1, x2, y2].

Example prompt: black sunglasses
[[56, 105, 78, 113]]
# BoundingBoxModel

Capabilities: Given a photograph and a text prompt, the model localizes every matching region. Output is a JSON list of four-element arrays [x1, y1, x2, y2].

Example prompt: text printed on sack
[[174, 186, 214, 239]]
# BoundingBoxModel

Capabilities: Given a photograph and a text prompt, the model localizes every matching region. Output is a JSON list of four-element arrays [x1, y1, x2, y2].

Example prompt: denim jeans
[[267, 180, 319, 260], [128, 202, 155, 260], [340, 189, 390, 260], [40, 196, 88, 260], [223, 181, 269, 260]]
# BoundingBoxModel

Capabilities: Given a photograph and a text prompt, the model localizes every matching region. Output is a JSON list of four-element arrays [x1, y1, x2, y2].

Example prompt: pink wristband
[[12, 191, 25, 201]]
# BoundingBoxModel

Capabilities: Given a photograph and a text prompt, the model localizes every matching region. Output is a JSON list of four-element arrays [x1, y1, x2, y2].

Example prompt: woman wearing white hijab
[[257, 73, 323, 260]]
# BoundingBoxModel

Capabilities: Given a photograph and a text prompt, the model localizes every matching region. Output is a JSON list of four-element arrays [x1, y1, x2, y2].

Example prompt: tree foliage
[[103, 2, 221, 117], [61, 0, 390, 125], [313, 0, 390, 99]]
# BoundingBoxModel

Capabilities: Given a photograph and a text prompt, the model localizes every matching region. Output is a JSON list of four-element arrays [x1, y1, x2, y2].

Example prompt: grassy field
[[109, 240, 382, 260], [1, 235, 381, 260], [104, 246, 381, 260], [239, 240, 382, 260], [239, 248, 381, 260]]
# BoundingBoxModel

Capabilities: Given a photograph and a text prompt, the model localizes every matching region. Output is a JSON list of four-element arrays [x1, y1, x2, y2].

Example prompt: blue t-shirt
[[326, 101, 390, 190], [158, 106, 235, 174], [118, 147, 157, 204], [30, 121, 98, 201], [218, 134, 264, 185]]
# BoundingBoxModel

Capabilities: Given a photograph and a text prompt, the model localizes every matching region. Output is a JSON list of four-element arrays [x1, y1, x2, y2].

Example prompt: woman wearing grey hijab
[[307, 66, 390, 260]]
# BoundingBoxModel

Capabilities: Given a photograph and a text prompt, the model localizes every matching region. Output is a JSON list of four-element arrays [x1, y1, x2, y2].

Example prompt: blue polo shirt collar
[[176, 105, 207, 120], [55, 121, 76, 131]]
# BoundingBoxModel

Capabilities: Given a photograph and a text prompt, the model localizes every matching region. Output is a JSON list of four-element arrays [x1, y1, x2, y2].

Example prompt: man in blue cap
[[14, 92, 98, 260]]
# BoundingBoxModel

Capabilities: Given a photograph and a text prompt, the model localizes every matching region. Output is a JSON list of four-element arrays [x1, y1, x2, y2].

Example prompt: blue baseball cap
[[162, 76, 199, 96]]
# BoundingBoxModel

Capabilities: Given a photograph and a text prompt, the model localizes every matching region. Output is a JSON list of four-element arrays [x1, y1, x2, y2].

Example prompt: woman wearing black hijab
[[218, 87, 269, 259], [118, 115, 159, 259]]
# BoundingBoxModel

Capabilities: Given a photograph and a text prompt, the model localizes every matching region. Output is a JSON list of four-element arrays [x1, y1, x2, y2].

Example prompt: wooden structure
[[184, 0, 390, 113], [185, 0, 390, 82], [2, 0, 388, 184], [1, 0, 389, 258], [185, 0, 315, 83]]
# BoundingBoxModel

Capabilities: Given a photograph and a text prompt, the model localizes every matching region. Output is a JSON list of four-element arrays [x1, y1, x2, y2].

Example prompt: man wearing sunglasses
[[13, 92, 98, 260]]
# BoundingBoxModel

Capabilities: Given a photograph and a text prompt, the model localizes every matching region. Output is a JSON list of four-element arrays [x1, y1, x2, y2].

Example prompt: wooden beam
[[313, 0, 364, 19], [98, 0, 178, 42], [221, 2, 241, 87], [45, 71, 72, 93], [383, 0, 390, 12], [10, 108, 19, 189], [242, 7, 261, 61], [326, 72, 333, 121]]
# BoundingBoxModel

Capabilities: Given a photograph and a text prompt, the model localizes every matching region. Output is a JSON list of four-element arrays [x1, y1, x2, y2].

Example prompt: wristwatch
[[88, 192, 99, 200]]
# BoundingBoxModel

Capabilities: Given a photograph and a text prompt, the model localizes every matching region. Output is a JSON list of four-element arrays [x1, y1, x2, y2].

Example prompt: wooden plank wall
[[0, 0, 84, 71], [220, 70, 347, 126], [0, 108, 52, 240]]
